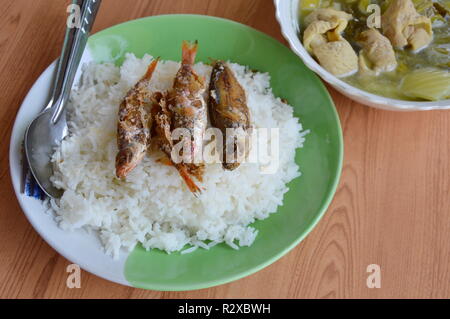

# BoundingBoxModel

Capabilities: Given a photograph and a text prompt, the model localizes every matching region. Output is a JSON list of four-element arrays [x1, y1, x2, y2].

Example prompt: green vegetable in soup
[[412, 0, 434, 15], [400, 68, 450, 100], [301, 0, 322, 10], [358, 0, 371, 13]]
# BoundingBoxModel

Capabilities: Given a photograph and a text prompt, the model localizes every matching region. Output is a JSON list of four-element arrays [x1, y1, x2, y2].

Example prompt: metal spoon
[[24, 0, 101, 198]]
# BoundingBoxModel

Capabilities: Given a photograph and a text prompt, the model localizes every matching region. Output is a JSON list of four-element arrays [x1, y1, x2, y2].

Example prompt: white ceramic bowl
[[274, 0, 450, 111]]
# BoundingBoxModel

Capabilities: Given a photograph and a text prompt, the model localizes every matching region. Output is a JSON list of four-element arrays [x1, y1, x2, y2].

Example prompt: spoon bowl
[[24, 107, 67, 198]]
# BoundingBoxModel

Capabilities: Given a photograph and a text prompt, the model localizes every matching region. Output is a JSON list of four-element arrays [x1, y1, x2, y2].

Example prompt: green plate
[[88, 14, 343, 291]]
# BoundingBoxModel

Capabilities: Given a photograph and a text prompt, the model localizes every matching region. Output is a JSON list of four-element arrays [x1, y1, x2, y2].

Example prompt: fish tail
[[182, 40, 198, 65], [143, 58, 160, 80], [176, 163, 202, 196]]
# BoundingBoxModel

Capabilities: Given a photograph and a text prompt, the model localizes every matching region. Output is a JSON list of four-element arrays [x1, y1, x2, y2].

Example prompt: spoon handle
[[51, 0, 102, 124], [46, 0, 82, 110]]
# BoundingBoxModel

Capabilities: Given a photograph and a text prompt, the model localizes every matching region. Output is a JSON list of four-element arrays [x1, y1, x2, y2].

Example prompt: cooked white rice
[[50, 53, 307, 258]]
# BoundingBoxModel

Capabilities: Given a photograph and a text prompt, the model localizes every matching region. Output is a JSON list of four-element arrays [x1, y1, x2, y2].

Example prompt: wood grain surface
[[1, 0, 449, 299]]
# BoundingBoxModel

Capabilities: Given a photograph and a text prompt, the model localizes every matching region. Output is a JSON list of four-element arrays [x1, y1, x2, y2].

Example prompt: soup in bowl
[[275, 0, 450, 110]]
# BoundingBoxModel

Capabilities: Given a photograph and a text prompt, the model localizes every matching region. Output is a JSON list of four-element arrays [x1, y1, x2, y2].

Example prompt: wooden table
[[1, 0, 449, 299]]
